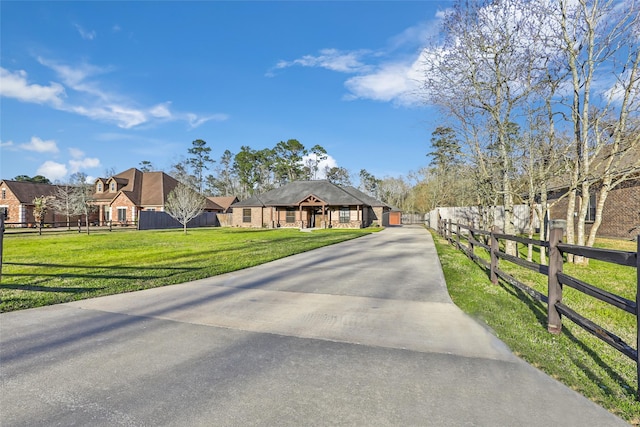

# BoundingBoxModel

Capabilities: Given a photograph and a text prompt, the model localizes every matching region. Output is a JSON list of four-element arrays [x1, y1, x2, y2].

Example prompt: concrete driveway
[[0, 226, 628, 426]]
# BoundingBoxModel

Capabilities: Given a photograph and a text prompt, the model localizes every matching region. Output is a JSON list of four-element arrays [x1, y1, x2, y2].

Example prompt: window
[[339, 207, 350, 224], [110, 182, 116, 192], [104, 210, 111, 222], [286, 208, 295, 223], [97, 183, 103, 192], [586, 193, 596, 222], [117, 207, 127, 222], [1, 188, 5, 199], [243, 208, 251, 223]]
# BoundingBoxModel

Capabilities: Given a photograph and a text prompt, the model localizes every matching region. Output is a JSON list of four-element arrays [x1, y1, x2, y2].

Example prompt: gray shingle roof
[[232, 180, 389, 208]]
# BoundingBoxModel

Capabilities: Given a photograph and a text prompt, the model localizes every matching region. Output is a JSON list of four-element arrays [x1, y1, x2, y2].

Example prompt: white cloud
[[150, 102, 172, 118], [269, 15, 443, 106], [344, 59, 424, 106], [18, 136, 59, 154], [74, 24, 96, 40], [301, 154, 339, 179], [37, 161, 68, 181], [69, 157, 101, 173], [0, 140, 15, 149], [3, 58, 225, 130], [273, 49, 370, 74], [68, 148, 85, 159], [66, 148, 101, 174], [0, 67, 65, 105], [186, 113, 229, 129], [68, 104, 147, 129]]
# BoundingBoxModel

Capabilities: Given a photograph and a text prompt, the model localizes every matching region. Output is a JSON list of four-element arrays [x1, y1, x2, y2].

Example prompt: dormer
[[95, 178, 107, 193]]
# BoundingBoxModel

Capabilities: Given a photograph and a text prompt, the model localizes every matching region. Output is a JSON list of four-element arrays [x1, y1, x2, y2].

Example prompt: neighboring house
[[0, 180, 62, 226], [92, 168, 223, 226], [548, 176, 640, 239], [547, 145, 640, 240], [231, 180, 392, 229], [207, 196, 239, 214]]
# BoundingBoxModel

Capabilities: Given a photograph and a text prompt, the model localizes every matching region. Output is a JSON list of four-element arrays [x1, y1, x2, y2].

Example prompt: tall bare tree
[[165, 183, 207, 235], [69, 173, 96, 235], [51, 181, 75, 230], [553, 0, 640, 259], [422, 0, 550, 254]]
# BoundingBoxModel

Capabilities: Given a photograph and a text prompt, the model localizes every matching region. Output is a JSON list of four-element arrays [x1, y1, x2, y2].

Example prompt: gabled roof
[[208, 196, 239, 211], [0, 180, 59, 204], [232, 180, 389, 208], [93, 168, 180, 207]]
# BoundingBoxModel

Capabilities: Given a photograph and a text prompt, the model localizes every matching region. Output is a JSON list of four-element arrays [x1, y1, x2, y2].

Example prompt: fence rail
[[437, 217, 640, 401]]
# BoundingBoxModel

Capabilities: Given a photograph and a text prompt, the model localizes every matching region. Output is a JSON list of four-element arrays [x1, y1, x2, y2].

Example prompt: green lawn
[[431, 229, 640, 425], [0, 227, 376, 312]]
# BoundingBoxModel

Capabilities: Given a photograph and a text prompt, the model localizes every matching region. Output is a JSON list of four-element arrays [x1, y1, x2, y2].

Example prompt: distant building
[[92, 168, 223, 226], [0, 180, 62, 226], [231, 180, 392, 229]]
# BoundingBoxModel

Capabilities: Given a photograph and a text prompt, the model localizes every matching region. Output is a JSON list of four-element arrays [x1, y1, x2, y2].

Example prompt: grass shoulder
[[430, 229, 640, 425]]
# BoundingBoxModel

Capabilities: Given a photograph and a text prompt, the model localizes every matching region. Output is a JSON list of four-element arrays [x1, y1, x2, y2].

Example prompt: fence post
[[490, 226, 500, 285], [636, 235, 639, 401], [547, 220, 566, 334], [468, 225, 475, 260], [447, 219, 452, 243], [456, 222, 460, 248], [0, 214, 4, 283]]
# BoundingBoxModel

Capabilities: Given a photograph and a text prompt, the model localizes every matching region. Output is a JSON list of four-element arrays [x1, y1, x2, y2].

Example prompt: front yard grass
[[431, 230, 640, 425], [0, 227, 376, 312]]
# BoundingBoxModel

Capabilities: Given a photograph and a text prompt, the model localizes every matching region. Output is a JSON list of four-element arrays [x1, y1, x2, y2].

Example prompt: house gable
[[296, 193, 328, 207]]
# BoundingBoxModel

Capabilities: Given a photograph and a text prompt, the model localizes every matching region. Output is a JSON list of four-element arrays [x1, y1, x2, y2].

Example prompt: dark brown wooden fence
[[437, 217, 640, 400]]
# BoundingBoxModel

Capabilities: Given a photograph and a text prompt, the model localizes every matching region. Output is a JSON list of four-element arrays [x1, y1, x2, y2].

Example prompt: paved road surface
[[0, 226, 628, 426]]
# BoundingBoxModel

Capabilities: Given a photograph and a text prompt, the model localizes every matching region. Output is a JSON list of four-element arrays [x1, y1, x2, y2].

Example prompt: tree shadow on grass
[[0, 284, 104, 293], [2, 262, 198, 281], [4, 262, 197, 271]]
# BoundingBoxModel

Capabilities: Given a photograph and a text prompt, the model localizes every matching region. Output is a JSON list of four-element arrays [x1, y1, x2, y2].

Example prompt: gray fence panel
[[138, 211, 220, 230]]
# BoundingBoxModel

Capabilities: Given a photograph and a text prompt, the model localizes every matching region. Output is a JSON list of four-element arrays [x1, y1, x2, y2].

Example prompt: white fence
[[427, 204, 541, 233]]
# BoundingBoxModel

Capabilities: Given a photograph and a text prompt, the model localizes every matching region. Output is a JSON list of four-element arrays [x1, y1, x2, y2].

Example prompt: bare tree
[[165, 183, 206, 234], [422, 0, 548, 254], [33, 195, 53, 235], [553, 0, 640, 262], [51, 181, 75, 230], [69, 173, 96, 235]]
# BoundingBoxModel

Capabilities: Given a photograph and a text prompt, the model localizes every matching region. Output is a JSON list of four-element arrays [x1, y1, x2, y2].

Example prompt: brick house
[[0, 180, 66, 226], [548, 176, 640, 240], [207, 196, 239, 213], [92, 168, 223, 226], [547, 145, 640, 239], [231, 180, 392, 229]]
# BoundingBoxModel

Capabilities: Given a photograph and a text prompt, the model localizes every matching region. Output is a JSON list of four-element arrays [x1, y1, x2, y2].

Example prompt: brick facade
[[549, 179, 640, 239], [230, 181, 394, 229], [0, 180, 82, 227]]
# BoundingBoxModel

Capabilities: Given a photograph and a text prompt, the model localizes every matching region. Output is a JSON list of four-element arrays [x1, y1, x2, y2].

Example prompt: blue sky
[[1, 1, 451, 184]]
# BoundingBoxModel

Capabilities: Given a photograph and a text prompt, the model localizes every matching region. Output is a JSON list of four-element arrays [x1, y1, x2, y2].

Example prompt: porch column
[[322, 203, 326, 228]]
